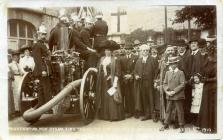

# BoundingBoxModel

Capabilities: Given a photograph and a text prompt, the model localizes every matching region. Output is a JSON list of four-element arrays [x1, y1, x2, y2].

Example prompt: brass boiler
[[51, 50, 81, 94]]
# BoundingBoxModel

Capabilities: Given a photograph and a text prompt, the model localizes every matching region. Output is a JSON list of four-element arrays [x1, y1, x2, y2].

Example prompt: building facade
[[7, 8, 59, 51]]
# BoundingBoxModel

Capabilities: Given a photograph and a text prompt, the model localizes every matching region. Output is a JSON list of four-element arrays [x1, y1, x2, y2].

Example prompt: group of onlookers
[[95, 37, 217, 134]]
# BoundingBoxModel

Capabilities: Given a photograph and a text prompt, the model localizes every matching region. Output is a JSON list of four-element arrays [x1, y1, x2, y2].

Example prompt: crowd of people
[[7, 10, 217, 134]]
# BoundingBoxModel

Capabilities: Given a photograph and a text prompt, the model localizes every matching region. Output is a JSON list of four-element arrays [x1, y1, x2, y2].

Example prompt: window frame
[[8, 19, 36, 49]]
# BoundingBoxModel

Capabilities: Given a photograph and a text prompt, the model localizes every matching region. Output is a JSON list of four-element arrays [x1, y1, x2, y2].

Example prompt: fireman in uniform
[[69, 13, 96, 69], [48, 9, 70, 52], [32, 24, 52, 107], [92, 12, 108, 56], [80, 16, 98, 67]]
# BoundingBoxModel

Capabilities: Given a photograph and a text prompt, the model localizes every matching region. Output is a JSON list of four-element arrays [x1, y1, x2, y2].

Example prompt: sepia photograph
[[0, 0, 222, 139]]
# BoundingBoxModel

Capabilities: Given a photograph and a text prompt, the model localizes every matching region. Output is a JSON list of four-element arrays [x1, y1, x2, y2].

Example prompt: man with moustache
[[32, 24, 52, 107], [159, 45, 176, 122], [184, 37, 208, 123], [134, 44, 158, 121]]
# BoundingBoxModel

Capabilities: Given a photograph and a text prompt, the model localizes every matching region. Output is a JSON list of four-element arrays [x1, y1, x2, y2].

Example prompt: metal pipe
[[23, 79, 82, 123]]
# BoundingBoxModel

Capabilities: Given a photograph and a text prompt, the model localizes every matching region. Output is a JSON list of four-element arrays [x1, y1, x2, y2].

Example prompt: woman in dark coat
[[197, 45, 217, 133], [96, 40, 125, 121]]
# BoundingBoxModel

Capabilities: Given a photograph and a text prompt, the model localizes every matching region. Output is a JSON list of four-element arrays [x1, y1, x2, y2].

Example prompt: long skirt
[[12, 75, 22, 111], [8, 79, 15, 115], [98, 76, 125, 121]]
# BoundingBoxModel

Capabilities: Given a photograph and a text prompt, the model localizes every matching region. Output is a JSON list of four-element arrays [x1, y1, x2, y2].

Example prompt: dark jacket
[[134, 56, 158, 81], [48, 23, 70, 52], [178, 49, 191, 74], [32, 40, 51, 78], [120, 54, 138, 81], [184, 50, 208, 80], [69, 27, 89, 53], [92, 19, 108, 50], [80, 28, 92, 47], [163, 69, 185, 100]]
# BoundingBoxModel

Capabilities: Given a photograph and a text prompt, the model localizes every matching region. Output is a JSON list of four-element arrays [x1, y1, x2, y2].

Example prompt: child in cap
[[160, 56, 186, 133]]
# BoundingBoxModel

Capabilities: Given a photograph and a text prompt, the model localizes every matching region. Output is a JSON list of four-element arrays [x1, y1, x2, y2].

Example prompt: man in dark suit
[[32, 24, 52, 107], [120, 43, 138, 118], [92, 12, 108, 55], [134, 44, 158, 121], [184, 38, 208, 123], [160, 56, 186, 133], [177, 39, 191, 73]]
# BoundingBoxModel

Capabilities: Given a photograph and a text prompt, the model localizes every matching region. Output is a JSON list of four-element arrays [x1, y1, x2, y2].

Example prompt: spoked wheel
[[80, 68, 97, 124], [19, 72, 39, 121]]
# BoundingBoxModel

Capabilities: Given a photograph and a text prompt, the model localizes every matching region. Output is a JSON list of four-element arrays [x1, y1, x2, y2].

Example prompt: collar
[[191, 49, 199, 55], [126, 54, 132, 58], [142, 55, 148, 59], [169, 67, 179, 73], [179, 50, 186, 56], [12, 60, 17, 64], [151, 54, 157, 58]]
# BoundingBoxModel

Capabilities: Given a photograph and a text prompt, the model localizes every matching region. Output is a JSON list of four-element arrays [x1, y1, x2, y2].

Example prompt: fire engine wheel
[[80, 68, 97, 124], [18, 72, 38, 112]]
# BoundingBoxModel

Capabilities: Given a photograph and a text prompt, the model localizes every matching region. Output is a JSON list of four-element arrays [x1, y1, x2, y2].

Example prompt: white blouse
[[102, 56, 111, 76]]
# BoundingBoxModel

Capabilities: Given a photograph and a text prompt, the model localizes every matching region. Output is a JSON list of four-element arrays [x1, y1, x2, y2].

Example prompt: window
[[8, 19, 36, 49]]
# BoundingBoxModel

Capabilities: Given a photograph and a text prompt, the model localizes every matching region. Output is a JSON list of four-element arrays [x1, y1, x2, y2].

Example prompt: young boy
[[159, 56, 186, 133]]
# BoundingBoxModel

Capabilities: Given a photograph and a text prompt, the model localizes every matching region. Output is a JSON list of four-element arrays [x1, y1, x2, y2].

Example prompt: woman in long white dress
[[8, 51, 25, 113]]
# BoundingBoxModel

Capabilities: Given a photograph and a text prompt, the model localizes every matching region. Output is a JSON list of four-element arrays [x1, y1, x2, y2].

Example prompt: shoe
[[125, 113, 132, 118], [179, 126, 185, 133], [153, 117, 158, 123], [173, 124, 180, 129], [159, 124, 169, 131], [141, 116, 149, 121], [134, 112, 140, 119]]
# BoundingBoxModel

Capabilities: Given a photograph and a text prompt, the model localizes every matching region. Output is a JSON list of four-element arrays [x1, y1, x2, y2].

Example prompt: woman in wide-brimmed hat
[[96, 40, 125, 121], [8, 50, 25, 114]]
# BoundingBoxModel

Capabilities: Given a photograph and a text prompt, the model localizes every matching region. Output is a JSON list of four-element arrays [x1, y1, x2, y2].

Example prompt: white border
[[0, 0, 223, 140]]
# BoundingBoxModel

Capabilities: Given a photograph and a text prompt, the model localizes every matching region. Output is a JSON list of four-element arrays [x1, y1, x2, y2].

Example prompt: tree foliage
[[125, 28, 156, 43], [173, 6, 216, 30]]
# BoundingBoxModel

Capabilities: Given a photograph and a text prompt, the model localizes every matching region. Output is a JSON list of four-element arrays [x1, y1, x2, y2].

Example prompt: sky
[[101, 6, 197, 34]]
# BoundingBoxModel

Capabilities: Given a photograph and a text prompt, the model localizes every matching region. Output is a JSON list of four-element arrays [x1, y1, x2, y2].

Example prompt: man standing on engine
[[48, 9, 70, 52], [92, 12, 108, 55]]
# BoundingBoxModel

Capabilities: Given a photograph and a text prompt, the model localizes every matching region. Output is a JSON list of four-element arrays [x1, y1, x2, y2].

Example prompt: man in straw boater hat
[[119, 42, 138, 118], [92, 12, 108, 55], [160, 56, 186, 133], [32, 23, 52, 107], [48, 8, 70, 52], [134, 44, 158, 121]]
